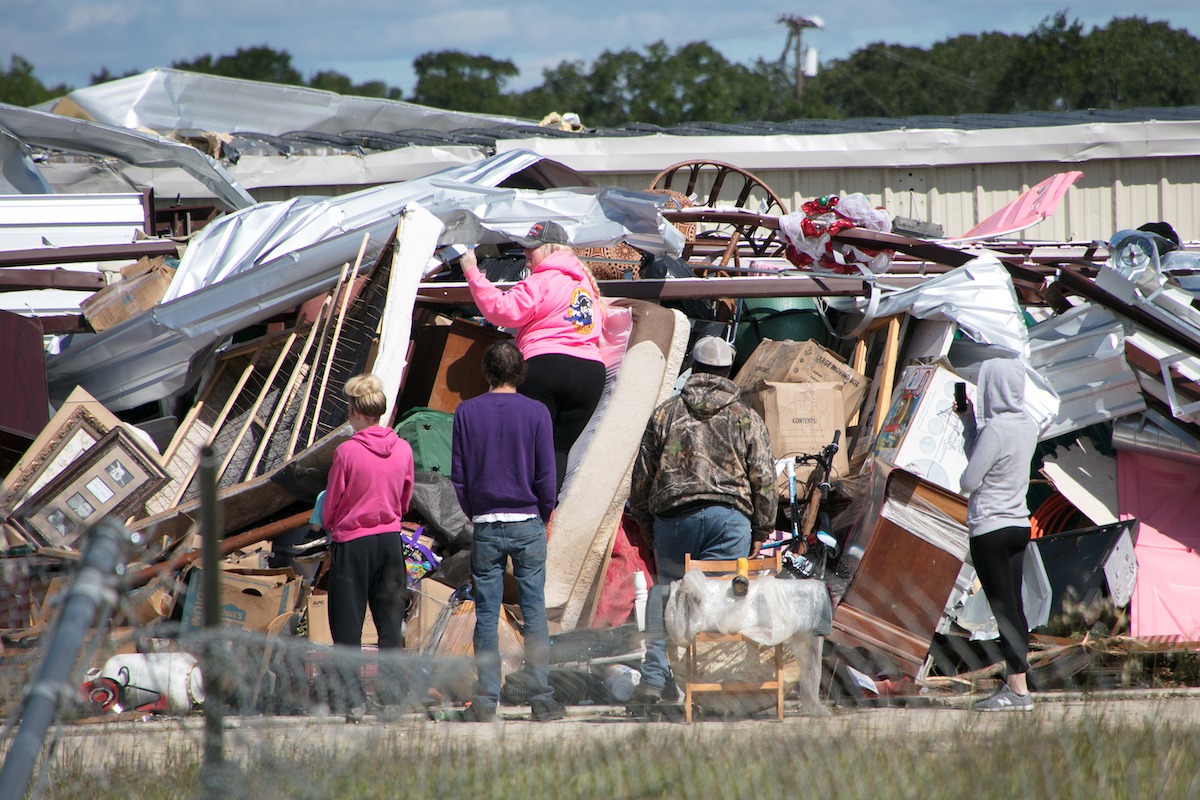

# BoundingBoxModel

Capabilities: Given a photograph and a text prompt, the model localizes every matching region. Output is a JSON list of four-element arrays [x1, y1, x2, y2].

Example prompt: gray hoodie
[[960, 358, 1038, 537]]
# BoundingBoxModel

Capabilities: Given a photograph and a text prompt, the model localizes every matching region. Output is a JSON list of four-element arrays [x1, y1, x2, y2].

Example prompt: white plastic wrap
[[663, 569, 832, 647]]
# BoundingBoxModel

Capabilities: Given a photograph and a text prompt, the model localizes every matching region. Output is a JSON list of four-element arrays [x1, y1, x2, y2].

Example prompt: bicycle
[[761, 430, 841, 580]]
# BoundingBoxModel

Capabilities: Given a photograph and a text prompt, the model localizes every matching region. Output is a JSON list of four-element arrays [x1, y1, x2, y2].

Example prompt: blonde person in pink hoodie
[[461, 221, 606, 494], [322, 373, 415, 722]]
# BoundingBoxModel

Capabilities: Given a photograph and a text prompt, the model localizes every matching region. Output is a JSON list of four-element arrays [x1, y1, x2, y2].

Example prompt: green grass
[[38, 716, 1200, 800]]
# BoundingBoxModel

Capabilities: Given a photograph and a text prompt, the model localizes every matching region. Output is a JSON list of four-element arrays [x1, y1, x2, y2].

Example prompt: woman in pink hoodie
[[322, 373, 414, 720], [461, 220, 606, 494]]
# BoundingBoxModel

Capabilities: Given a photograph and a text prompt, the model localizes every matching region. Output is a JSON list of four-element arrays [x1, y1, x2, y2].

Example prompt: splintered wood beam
[[128, 509, 312, 589]]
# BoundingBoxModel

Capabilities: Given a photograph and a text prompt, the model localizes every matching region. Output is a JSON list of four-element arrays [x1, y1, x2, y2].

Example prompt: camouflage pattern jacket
[[629, 372, 775, 542]]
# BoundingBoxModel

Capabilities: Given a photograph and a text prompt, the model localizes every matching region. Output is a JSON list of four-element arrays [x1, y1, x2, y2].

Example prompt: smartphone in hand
[[954, 381, 968, 413]]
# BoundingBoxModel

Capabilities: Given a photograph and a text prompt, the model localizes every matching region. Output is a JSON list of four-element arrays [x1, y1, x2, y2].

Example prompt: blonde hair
[[344, 373, 387, 419], [552, 248, 606, 317]]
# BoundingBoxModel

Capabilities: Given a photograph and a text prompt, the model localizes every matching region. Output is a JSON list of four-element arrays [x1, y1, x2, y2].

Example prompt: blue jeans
[[641, 505, 752, 691], [470, 519, 553, 708]]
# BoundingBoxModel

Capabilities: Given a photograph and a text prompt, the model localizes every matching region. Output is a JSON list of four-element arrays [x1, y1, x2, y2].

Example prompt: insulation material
[[1117, 450, 1200, 641], [377, 205, 444, 424], [1041, 439, 1119, 526]]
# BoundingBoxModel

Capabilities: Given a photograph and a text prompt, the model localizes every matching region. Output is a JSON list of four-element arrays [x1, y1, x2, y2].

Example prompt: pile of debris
[[2, 80, 1199, 722]]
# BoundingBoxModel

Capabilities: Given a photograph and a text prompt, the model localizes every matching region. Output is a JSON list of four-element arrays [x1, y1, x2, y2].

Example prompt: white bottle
[[633, 570, 648, 631]]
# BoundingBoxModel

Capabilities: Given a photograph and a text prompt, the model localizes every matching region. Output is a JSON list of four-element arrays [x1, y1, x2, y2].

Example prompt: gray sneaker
[[973, 684, 1033, 712]]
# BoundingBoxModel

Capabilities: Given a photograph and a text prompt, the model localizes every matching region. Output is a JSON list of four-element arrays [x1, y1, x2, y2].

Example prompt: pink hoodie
[[322, 426, 414, 543], [465, 249, 604, 362]]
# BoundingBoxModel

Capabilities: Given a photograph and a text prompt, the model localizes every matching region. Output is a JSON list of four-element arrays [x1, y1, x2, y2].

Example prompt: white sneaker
[[973, 684, 1033, 712]]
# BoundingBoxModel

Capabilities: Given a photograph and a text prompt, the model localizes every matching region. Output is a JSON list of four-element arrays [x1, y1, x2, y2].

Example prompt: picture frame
[[0, 389, 119, 515], [15, 426, 168, 551]]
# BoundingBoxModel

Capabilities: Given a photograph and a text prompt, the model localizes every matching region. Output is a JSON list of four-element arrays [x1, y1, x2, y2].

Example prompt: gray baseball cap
[[516, 220, 570, 248], [691, 336, 735, 368]]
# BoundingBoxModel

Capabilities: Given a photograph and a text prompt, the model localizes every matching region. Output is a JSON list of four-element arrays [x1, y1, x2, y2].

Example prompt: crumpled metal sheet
[[1027, 302, 1145, 439], [164, 150, 677, 303], [0, 101, 254, 210], [862, 256, 1030, 351], [835, 256, 1062, 432], [38, 68, 533, 137], [46, 150, 677, 412]]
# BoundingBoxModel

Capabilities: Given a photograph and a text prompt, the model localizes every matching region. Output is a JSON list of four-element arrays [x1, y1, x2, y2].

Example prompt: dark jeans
[[328, 532, 407, 706], [970, 525, 1031, 675], [640, 505, 752, 691], [519, 353, 606, 493], [470, 519, 553, 708]]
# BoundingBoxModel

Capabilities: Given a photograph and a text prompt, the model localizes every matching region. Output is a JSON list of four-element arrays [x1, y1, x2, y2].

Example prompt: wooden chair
[[681, 552, 786, 723]]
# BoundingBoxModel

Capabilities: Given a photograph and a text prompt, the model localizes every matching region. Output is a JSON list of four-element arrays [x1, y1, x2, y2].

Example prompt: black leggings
[[969, 526, 1031, 674], [519, 353, 606, 493], [328, 532, 408, 706]]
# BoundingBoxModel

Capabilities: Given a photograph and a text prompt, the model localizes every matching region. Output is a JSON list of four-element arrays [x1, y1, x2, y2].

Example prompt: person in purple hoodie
[[322, 373, 414, 722], [460, 220, 606, 494], [451, 340, 565, 722]]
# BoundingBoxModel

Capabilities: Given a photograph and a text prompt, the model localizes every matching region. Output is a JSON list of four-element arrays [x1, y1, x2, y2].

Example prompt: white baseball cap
[[692, 336, 735, 368]]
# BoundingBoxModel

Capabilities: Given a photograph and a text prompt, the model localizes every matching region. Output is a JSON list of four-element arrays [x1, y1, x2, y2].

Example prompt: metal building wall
[[593, 155, 1200, 245]]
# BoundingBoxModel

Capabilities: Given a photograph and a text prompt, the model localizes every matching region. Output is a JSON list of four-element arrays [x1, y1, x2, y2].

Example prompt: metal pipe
[[0, 517, 135, 799], [199, 444, 224, 768]]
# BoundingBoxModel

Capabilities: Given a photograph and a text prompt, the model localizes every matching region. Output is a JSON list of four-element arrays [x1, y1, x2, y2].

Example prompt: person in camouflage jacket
[[628, 336, 776, 703]]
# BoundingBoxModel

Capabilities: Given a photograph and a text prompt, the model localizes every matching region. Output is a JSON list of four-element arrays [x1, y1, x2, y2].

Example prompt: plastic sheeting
[[664, 570, 832, 647]]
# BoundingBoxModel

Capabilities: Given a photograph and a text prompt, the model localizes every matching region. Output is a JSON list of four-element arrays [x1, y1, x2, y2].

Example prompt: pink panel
[[950, 171, 1084, 242], [1117, 450, 1200, 640]]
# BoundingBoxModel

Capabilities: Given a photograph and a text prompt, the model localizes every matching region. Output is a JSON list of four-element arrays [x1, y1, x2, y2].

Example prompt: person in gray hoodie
[[958, 356, 1038, 712]]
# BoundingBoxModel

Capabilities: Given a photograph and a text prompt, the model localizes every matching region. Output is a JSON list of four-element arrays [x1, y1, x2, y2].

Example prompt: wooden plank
[[163, 338, 268, 509], [247, 316, 325, 477], [214, 328, 302, 485], [871, 316, 903, 435], [286, 259, 352, 459], [307, 233, 369, 449]]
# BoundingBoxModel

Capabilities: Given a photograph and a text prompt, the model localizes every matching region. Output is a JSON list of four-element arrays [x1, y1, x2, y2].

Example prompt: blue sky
[[4, 1, 1199, 95]]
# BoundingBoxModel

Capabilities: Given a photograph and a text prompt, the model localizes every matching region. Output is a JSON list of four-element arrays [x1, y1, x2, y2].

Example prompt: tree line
[[2, 13, 1198, 127]]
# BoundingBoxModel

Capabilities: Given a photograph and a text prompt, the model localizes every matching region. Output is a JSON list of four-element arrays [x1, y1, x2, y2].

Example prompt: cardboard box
[[408, 578, 455, 649], [123, 583, 175, 626], [873, 364, 973, 494], [305, 592, 378, 646], [733, 338, 868, 423], [179, 567, 301, 634], [80, 257, 175, 332], [746, 381, 849, 490]]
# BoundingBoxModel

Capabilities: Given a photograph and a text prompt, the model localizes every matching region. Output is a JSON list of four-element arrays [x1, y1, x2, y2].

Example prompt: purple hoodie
[[323, 426, 414, 543], [465, 249, 604, 362]]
